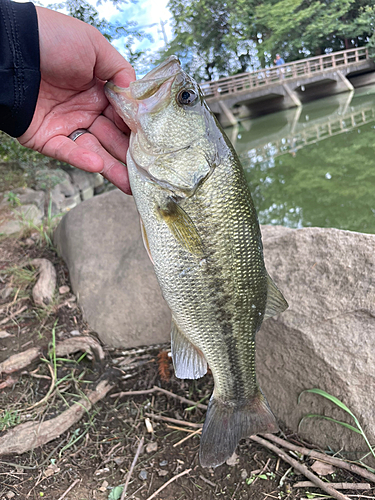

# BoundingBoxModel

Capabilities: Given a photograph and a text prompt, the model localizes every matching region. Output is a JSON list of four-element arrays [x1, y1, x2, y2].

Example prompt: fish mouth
[[106, 56, 182, 101]]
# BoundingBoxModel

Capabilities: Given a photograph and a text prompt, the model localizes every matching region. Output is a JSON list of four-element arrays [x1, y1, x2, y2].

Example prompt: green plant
[[6, 191, 21, 207], [299, 388, 375, 462], [0, 409, 21, 431]]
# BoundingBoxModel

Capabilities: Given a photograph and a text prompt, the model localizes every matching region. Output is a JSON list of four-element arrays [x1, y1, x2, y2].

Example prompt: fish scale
[[105, 55, 288, 467]]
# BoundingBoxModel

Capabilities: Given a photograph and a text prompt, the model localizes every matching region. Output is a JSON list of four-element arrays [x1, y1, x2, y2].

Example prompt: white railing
[[201, 47, 369, 98]]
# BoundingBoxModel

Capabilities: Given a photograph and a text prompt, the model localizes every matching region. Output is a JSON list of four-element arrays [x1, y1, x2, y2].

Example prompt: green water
[[231, 86, 375, 234]]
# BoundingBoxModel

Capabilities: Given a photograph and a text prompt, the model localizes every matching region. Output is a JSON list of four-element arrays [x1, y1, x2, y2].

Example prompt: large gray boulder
[[54, 190, 171, 347], [54, 190, 375, 458], [258, 225, 375, 461]]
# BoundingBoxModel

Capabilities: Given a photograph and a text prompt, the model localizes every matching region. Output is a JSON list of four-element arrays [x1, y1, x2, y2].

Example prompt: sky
[[97, 0, 173, 53]]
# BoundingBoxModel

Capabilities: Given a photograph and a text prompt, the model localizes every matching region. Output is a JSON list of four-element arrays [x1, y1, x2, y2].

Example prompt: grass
[[0, 409, 21, 431], [299, 388, 375, 463]]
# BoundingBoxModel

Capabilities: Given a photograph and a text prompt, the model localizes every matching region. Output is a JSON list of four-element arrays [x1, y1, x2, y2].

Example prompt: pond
[[230, 85, 375, 234]]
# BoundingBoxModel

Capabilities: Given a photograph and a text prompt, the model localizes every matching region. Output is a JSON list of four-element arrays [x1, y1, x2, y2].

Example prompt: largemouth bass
[[105, 56, 288, 468]]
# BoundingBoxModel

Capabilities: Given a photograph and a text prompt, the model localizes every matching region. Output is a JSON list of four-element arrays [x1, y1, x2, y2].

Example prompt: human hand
[[18, 7, 135, 194]]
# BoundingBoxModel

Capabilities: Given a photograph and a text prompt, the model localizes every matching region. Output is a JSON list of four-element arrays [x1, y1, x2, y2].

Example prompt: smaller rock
[[159, 460, 168, 467], [113, 456, 125, 466], [226, 452, 239, 466], [241, 469, 248, 480], [138, 470, 148, 480], [158, 470, 168, 477], [69, 330, 81, 336], [1, 286, 13, 300], [146, 442, 158, 453], [59, 285, 70, 295], [6, 491, 15, 499], [24, 238, 35, 246]]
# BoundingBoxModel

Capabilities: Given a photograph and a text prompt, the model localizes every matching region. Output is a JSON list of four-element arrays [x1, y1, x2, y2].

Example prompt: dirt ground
[[0, 233, 374, 500]]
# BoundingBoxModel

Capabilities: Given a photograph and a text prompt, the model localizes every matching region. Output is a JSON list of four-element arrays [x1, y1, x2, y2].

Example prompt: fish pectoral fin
[[200, 388, 278, 468], [264, 273, 289, 320], [171, 320, 207, 379], [140, 217, 154, 265], [156, 198, 203, 256]]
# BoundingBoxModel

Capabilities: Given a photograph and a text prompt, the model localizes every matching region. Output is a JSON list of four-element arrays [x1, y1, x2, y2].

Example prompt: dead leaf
[[311, 460, 336, 476], [98, 480, 109, 492], [0, 331, 13, 339], [44, 464, 60, 477]]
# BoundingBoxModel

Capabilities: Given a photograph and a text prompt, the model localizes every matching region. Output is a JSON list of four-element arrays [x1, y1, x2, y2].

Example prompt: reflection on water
[[231, 86, 375, 234]]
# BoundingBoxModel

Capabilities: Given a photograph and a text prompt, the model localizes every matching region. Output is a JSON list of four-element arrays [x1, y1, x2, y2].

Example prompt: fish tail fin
[[199, 388, 278, 468]]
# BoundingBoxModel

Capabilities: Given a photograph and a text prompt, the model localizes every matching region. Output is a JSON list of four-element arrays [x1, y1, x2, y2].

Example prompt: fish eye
[[177, 89, 198, 106]]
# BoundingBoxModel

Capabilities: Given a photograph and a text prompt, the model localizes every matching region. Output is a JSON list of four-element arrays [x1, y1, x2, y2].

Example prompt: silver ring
[[69, 129, 91, 141]]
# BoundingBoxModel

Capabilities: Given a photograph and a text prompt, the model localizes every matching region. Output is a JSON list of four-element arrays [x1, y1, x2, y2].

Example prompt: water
[[231, 85, 375, 234]]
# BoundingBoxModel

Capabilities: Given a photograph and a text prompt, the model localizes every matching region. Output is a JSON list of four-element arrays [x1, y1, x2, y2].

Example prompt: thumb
[[93, 30, 136, 87]]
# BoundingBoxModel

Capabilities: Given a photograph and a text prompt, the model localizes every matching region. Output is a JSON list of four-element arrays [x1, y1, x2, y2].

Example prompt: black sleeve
[[0, 0, 40, 138]]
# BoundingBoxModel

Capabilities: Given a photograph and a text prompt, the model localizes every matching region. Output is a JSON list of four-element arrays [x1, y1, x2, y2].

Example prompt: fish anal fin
[[264, 273, 288, 320], [199, 388, 278, 468], [156, 198, 203, 256], [171, 320, 207, 379], [140, 217, 154, 265]]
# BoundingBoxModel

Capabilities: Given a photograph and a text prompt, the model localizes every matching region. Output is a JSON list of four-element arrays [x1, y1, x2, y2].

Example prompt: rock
[[54, 190, 171, 348], [59, 285, 70, 295], [257, 225, 375, 462], [54, 191, 375, 458], [146, 442, 158, 453], [0, 187, 45, 212], [0, 204, 44, 235], [69, 170, 102, 201], [138, 470, 148, 480]]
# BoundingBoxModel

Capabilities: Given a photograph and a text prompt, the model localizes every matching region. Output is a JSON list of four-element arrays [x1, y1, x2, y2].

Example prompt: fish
[[105, 56, 288, 468]]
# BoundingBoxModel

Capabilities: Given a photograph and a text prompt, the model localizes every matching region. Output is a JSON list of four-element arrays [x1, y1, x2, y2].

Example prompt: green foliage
[[254, 0, 375, 64], [164, 0, 260, 80], [299, 388, 375, 462], [163, 0, 375, 79]]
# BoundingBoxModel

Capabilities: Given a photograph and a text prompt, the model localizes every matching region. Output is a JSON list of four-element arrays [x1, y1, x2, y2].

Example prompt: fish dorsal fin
[[264, 273, 288, 320], [156, 198, 203, 256], [171, 319, 207, 379], [140, 217, 154, 265]]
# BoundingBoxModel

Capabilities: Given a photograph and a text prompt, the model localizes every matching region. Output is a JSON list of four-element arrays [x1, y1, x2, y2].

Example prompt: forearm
[[0, 0, 40, 137]]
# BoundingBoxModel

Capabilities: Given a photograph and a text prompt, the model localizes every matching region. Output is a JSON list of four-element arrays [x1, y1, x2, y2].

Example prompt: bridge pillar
[[282, 83, 302, 107], [337, 70, 354, 91], [218, 101, 238, 126]]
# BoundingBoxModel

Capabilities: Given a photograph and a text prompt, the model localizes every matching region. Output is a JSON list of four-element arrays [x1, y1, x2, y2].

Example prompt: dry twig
[[56, 478, 80, 500], [250, 435, 350, 500], [120, 436, 144, 500], [262, 433, 375, 484], [173, 428, 202, 447], [293, 481, 371, 490], [145, 412, 203, 428], [112, 385, 208, 410], [145, 468, 191, 500]]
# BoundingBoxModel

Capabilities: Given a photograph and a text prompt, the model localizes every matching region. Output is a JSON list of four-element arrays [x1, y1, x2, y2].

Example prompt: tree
[[164, 0, 260, 81], [254, 0, 375, 64]]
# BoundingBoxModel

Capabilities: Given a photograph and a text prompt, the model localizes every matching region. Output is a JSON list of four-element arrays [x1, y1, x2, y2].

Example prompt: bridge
[[202, 48, 375, 127]]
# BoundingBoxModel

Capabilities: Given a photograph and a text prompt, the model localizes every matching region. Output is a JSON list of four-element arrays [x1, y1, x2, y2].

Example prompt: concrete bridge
[[202, 48, 375, 127]]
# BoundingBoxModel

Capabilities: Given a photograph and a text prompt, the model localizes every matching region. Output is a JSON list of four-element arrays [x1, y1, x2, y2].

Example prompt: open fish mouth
[[106, 56, 182, 101]]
